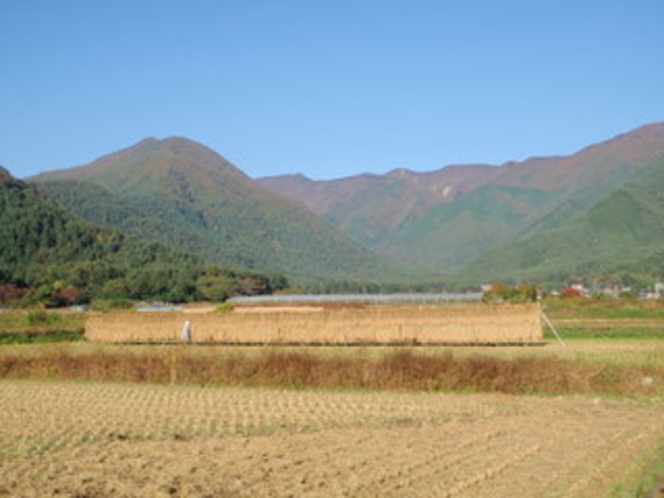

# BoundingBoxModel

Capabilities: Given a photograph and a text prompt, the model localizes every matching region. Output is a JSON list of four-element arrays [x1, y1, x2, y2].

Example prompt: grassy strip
[[0, 310, 86, 333], [0, 348, 661, 397], [636, 448, 664, 498], [544, 329, 664, 341], [0, 330, 85, 344], [611, 443, 664, 498], [542, 298, 664, 320], [0, 310, 86, 343]]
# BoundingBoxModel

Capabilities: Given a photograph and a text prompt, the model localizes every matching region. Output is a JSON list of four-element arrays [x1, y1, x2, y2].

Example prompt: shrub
[[26, 310, 61, 326], [90, 298, 134, 312]]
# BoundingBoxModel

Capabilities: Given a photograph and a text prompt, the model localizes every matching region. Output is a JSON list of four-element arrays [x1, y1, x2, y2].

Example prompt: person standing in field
[[181, 320, 192, 343]]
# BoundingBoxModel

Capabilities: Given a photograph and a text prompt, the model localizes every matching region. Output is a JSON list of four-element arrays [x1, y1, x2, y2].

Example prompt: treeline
[[0, 264, 288, 307], [0, 173, 287, 307], [294, 279, 472, 295]]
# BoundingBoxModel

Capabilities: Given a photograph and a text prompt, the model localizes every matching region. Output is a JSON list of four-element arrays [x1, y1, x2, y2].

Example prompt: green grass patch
[[546, 327, 664, 341], [598, 308, 664, 319], [611, 443, 664, 498], [543, 297, 664, 320], [542, 298, 664, 340], [0, 310, 85, 332], [0, 310, 86, 343], [0, 330, 85, 344]]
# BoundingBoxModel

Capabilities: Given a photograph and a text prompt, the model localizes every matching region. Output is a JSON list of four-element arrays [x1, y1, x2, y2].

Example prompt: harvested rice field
[[1, 380, 662, 497], [85, 303, 543, 345]]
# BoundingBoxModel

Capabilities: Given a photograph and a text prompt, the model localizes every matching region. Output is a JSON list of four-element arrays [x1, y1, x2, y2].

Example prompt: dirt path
[[0, 380, 662, 497]]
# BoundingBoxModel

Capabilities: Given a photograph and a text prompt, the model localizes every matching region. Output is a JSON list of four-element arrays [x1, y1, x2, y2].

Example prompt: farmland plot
[[1, 380, 662, 497]]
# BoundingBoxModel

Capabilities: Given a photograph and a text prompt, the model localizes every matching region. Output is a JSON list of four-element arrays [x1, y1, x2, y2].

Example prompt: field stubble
[[0, 380, 662, 497]]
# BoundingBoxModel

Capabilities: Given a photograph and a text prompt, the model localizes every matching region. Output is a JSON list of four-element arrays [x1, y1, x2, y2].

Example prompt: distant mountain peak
[[156, 136, 241, 172], [386, 168, 417, 180], [259, 173, 312, 183], [31, 135, 250, 189], [0, 166, 22, 186], [121, 136, 160, 153], [160, 136, 203, 146], [0, 165, 13, 181]]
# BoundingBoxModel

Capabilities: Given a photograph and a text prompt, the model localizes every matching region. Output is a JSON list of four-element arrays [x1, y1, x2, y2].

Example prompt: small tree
[[0, 283, 26, 303], [561, 287, 584, 299], [51, 286, 86, 307], [195, 274, 239, 302], [483, 283, 538, 303]]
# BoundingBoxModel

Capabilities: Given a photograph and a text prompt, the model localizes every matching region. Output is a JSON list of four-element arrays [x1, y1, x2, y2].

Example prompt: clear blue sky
[[2, 1, 664, 180]]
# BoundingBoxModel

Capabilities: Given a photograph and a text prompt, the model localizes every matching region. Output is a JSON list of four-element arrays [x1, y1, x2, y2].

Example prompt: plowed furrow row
[[1, 380, 662, 498], [353, 428, 511, 496]]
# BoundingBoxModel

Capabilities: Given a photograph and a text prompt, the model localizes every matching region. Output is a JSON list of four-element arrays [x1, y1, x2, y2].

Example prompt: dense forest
[[0, 168, 287, 307]]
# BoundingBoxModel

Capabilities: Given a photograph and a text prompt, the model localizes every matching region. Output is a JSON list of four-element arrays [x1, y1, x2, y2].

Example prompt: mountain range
[[259, 123, 664, 286], [23, 122, 664, 290]]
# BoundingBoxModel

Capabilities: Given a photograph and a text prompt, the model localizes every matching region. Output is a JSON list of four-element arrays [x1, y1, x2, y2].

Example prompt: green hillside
[[260, 123, 664, 280], [32, 138, 401, 284], [22, 124, 664, 291], [385, 177, 637, 273], [381, 185, 567, 270], [0, 167, 286, 305], [455, 157, 664, 287]]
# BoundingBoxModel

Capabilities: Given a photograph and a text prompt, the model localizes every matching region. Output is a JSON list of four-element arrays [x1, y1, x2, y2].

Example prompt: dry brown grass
[[1, 347, 661, 397], [85, 303, 543, 345]]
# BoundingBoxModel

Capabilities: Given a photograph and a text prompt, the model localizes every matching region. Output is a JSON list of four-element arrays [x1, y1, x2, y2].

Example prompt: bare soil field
[[1, 380, 662, 497]]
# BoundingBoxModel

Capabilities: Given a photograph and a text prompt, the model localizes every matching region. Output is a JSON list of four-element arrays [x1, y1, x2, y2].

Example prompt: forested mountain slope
[[259, 123, 664, 274], [454, 156, 664, 287], [33, 138, 402, 283], [1, 167, 195, 303], [1, 166, 290, 304]]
